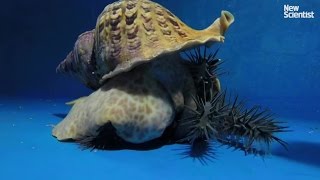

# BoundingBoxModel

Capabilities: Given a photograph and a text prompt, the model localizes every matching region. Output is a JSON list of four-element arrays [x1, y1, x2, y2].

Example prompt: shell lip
[[220, 10, 235, 35], [221, 10, 235, 25]]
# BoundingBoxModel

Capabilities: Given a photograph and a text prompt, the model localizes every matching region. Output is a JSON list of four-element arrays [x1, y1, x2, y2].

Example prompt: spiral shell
[[57, 0, 234, 89]]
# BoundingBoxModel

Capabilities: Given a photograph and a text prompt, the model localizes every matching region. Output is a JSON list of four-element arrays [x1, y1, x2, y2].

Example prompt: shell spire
[[56, 30, 100, 89]]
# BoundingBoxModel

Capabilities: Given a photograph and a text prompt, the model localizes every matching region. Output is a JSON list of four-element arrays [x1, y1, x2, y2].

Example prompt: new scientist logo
[[284, 4, 315, 18]]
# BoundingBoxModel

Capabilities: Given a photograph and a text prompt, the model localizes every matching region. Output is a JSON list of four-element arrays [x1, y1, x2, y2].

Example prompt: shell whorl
[[94, 0, 234, 82], [57, 30, 101, 89]]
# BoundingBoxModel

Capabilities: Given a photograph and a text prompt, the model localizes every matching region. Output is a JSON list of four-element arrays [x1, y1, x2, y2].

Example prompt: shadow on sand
[[273, 141, 320, 168]]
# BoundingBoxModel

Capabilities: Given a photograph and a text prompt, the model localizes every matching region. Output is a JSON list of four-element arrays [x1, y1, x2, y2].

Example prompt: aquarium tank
[[0, 0, 319, 179]]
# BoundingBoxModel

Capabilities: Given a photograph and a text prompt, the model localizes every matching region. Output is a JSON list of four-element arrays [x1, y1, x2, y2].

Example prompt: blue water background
[[1, 0, 319, 121], [0, 0, 320, 179]]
